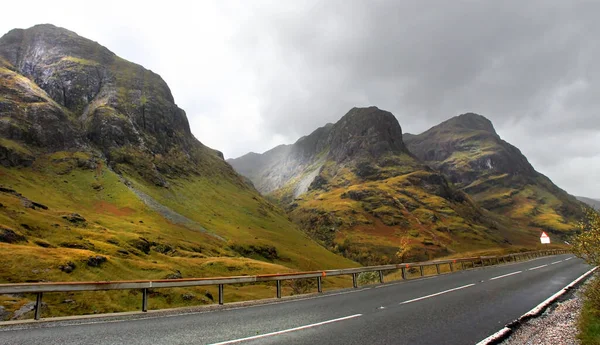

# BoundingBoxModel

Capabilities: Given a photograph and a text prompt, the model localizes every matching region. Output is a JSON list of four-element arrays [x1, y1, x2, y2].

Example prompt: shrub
[[357, 271, 379, 285], [572, 207, 600, 266], [572, 207, 600, 344], [288, 279, 315, 295]]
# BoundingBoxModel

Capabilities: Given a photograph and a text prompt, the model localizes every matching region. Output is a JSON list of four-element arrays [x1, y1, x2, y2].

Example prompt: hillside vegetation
[[230, 107, 531, 265], [0, 25, 354, 320], [404, 113, 583, 239]]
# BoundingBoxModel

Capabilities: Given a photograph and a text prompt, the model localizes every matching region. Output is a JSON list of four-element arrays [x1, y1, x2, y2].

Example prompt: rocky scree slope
[[230, 107, 524, 265], [0, 24, 356, 320], [404, 113, 583, 238]]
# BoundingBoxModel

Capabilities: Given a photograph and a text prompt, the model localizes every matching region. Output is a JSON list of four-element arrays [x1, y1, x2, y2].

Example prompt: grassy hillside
[[273, 151, 531, 265], [0, 152, 355, 320]]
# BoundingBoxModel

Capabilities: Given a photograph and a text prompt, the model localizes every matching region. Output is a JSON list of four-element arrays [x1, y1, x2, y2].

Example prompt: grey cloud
[[1, 0, 599, 196], [231, 0, 600, 196]]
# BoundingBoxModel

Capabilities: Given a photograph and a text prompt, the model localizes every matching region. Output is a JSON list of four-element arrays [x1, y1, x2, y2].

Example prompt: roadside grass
[[579, 275, 600, 345]]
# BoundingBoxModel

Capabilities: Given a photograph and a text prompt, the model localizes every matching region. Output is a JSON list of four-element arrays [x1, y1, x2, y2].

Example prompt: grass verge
[[579, 275, 600, 345]]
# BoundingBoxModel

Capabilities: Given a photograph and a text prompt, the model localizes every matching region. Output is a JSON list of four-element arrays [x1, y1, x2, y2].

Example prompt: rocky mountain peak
[[325, 106, 408, 162], [0, 24, 224, 185], [438, 112, 497, 134]]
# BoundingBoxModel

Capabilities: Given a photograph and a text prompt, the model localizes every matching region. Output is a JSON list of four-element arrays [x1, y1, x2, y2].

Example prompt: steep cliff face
[[231, 107, 413, 197], [404, 113, 583, 236], [0, 24, 225, 186], [230, 107, 523, 265]]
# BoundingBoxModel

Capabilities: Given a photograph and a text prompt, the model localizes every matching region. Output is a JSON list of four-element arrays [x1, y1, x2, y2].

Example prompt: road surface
[[0, 254, 591, 345]]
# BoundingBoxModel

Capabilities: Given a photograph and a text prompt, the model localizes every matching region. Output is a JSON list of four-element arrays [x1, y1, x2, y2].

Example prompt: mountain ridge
[[230, 107, 530, 265], [404, 112, 583, 236]]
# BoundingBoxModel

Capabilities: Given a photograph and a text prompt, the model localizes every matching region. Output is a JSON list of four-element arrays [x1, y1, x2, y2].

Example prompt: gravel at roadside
[[501, 289, 583, 345]]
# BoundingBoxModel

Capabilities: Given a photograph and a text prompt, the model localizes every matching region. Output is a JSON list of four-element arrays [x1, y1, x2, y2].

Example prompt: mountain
[[230, 107, 529, 265], [577, 196, 600, 209], [404, 113, 583, 237], [0, 24, 354, 318]]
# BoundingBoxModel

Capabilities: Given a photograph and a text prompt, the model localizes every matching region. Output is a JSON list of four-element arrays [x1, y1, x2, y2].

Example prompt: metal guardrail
[[0, 249, 568, 320]]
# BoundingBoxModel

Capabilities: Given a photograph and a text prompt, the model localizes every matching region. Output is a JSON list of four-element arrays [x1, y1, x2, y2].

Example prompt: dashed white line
[[489, 271, 522, 281], [528, 264, 548, 271], [565, 257, 573, 261], [551, 261, 562, 265], [399, 284, 476, 305], [208, 314, 363, 344]]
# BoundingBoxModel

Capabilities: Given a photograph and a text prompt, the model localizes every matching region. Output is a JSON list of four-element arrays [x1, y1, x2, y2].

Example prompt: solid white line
[[551, 261, 562, 265], [528, 264, 548, 271], [476, 327, 511, 345], [399, 284, 476, 305], [208, 314, 363, 345], [489, 271, 522, 280]]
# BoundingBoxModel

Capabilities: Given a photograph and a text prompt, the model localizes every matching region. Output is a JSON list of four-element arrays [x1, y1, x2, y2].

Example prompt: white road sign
[[540, 232, 550, 244]]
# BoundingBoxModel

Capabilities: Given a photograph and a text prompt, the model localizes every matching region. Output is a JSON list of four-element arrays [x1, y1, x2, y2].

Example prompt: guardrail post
[[419, 266, 424, 277], [461, 262, 465, 270], [142, 288, 148, 312], [276, 280, 282, 299], [450, 262, 454, 272], [352, 273, 358, 288], [34, 292, 43, 320], [317, 276, 323, 293], [218, 284, 224, 305], [495, 258, 500, 265], [378, 270, 384, 283], [401, 267, 406, 280], [435, 264, 440, 274]]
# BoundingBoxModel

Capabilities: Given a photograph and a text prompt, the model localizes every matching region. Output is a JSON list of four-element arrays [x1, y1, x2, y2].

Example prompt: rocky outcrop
[[229, 106, 411, 194], [404, 113, 536, 186], [0, 226, 26, 243], [0, 24, 226, 183]]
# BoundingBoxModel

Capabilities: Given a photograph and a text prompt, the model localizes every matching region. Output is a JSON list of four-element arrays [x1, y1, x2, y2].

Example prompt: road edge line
[[475, 265, 597, 345]]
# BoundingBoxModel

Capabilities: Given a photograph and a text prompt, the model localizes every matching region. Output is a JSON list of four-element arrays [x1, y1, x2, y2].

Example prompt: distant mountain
[[404, 113, 583, 236], [577, 196, 600, 209], [0, 24, 355, 318], [230, 107, 528, 265]]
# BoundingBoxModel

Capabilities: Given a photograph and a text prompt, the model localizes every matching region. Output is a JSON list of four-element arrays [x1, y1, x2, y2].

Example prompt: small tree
[[571, 207, 600, 266], [396, 237, 412, 263]]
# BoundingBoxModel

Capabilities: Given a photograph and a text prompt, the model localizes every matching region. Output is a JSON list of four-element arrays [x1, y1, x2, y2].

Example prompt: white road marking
[[528, 264, 548, 271], [399, 284, 476, 305], [565, 257, 573, 261], [489, 271, 522, 281], [551, 261, 562, 265], [208, 314, 363, 344]]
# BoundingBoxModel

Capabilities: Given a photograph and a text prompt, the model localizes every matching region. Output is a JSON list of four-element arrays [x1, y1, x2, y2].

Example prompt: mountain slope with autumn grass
[[403, 113, 584, 240], [229, 107, 532, 266], [0, 24, 355, 320]]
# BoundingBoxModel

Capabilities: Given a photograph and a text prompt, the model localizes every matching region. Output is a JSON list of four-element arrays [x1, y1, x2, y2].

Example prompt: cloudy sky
[[1, 1, 599, 197]]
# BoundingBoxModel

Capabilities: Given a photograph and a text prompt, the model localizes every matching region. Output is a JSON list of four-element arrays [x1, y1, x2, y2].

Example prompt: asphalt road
[[0, 254, 592, 345]]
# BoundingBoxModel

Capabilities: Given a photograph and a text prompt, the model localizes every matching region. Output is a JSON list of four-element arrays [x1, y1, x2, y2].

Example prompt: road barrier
[[0, 249, 568, 320]]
